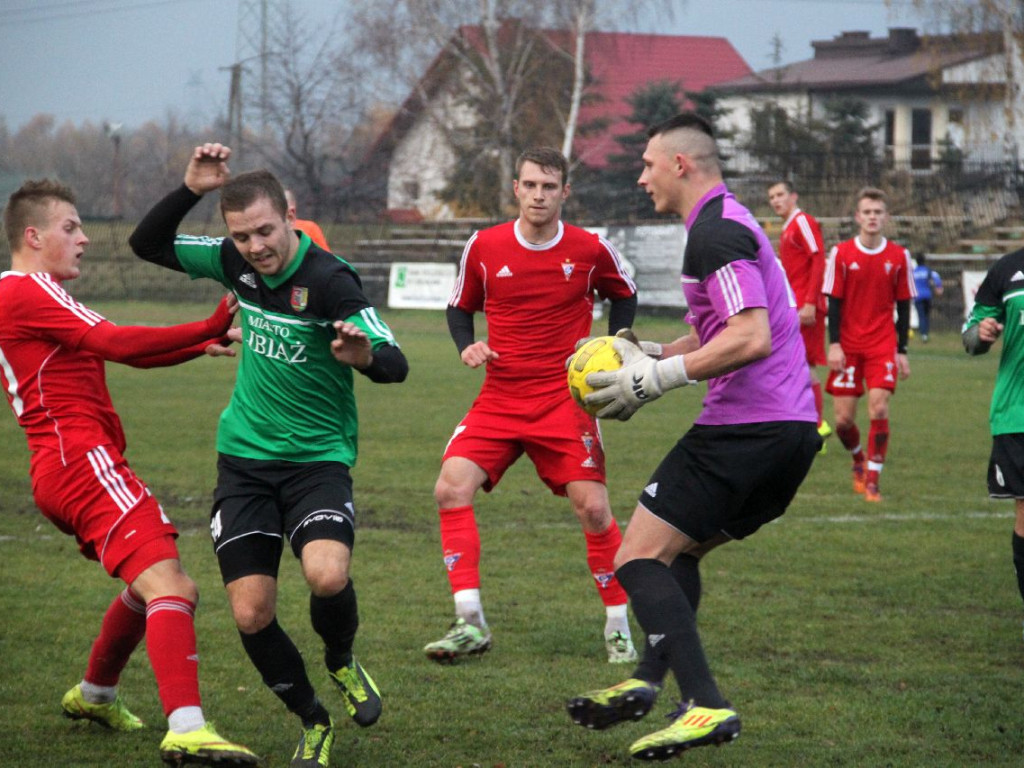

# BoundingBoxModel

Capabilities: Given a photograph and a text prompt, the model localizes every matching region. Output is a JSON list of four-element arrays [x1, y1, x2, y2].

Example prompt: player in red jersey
[[423, 147, 639, 664], [822, 187, 915, 502], [768, 180, 831, 450], [0, 179, 257, 765]]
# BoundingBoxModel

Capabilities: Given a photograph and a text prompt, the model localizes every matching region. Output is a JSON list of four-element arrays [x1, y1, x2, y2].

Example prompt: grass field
[[0, 304, 1020, 767]]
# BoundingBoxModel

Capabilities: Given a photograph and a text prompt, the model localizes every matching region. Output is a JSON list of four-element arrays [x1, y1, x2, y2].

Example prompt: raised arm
[[129, 143, 232, 271]]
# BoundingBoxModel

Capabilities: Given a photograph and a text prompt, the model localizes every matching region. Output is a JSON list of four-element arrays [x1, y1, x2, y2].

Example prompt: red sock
[[145, 596, 202, 716], [868, 418, 890, 464], [835, 423, 865, 463], [584, 520, 628, 607], [439, 506, 480, 593], [84, 588, 147, 687], [811, 380, 824, 427], [867, 418, 889, 487]]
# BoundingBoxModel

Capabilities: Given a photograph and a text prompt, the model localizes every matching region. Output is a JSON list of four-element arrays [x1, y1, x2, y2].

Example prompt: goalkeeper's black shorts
[[638, 420, 820, 543]]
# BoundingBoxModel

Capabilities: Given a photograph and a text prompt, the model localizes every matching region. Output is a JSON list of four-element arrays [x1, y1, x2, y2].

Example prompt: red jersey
[[822, 237, 916, 355], [779, 209, 826, 313], [294, 219, 330, 251], [449, 220, 635, 400], [0, 271, 125, 477]]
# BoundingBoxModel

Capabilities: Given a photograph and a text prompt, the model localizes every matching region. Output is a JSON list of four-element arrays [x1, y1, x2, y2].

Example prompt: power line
[[1, 0, 205, 26]]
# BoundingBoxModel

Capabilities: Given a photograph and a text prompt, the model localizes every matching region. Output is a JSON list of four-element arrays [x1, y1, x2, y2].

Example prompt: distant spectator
[[912, 254, 943, 342], [285, 189, 331, 251]]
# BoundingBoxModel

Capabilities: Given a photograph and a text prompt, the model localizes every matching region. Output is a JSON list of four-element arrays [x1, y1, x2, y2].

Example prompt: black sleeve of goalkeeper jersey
[[446, 306, 475, 354], [607, 294, 638, 336], [828, 297, 842, 345], [896, 299, 910, 353], [357, 344, 409, 383], [128, 184, 202, 272]]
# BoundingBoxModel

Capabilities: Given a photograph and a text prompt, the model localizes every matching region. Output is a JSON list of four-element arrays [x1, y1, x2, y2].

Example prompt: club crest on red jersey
[[562, 260, 575, 280], [290, 286, 309, 311]]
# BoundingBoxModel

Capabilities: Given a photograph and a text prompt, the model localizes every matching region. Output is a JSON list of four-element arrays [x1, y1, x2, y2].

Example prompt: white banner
[[962, 270, 987, 319], [388, 263, 456, 309]]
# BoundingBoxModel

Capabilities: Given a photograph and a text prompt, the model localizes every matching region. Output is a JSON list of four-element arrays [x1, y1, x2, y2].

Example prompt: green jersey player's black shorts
[[210, 453, 356, 584], [639, 421, 819, 543], [988, 433, 1024, 499]]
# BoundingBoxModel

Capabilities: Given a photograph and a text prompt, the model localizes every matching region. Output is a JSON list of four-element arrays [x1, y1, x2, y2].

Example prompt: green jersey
[[964, 249, 1024, 435], [174, 232, 398, 465]]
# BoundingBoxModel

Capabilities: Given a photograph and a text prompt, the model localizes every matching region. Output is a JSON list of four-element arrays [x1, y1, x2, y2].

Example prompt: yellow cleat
[[629, 701, 740, 761], [61, 684, 144, 732], [158, 723, 258, 766]]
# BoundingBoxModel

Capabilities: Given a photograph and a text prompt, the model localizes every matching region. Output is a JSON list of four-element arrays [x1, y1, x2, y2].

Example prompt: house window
[[884, 110, 896, 165], [911, 108, 932, 170], [403, 180, 420, 204]]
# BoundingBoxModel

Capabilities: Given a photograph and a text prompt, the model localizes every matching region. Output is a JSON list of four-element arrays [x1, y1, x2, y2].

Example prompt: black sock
[[239, 618, 328, 726], [310, 580, 358, 671], [670, 553, 702, 613], [1012, 533, 1024, 608], [616, 558, 727, 708], [633, 554, 703, 683]]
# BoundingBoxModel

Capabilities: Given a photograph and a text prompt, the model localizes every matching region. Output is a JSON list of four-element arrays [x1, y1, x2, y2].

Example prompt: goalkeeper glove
[[584, 335, 696, 421], [614, 327, 663, 359]]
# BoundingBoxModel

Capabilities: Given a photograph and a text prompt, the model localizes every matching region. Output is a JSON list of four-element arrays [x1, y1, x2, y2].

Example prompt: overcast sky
[[0, 0, 928, 133]]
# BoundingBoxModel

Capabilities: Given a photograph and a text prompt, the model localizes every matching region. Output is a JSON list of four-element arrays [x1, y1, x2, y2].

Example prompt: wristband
[[655, 355, 698, 389]]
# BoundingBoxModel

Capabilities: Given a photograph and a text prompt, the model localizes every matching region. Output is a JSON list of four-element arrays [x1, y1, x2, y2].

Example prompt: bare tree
[[240, 1, 382, 219], [350, 0, 675, 213]]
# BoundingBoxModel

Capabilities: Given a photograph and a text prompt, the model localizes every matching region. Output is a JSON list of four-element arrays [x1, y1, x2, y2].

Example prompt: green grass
[[0, 305, 1018, 767]]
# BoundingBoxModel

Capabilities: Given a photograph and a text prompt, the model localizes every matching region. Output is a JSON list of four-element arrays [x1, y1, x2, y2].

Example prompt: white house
[[715, 27, 1024, 169]]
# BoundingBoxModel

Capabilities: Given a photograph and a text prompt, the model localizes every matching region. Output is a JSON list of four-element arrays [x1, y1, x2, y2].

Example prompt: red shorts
[[800, 314, 826, 367], [442, 392, 606, 495], [825, 349, 899, 397], [32, 444, 179, 583]]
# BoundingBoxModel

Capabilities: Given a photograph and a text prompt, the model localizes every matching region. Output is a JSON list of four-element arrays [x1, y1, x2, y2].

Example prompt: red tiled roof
[[571, 32, 751, 167], [371, 28, 751, 169]]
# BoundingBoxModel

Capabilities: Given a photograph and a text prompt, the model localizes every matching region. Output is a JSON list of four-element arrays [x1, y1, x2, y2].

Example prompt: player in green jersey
[[130, 143, 409, 768], [963, 246, 1024, 639]]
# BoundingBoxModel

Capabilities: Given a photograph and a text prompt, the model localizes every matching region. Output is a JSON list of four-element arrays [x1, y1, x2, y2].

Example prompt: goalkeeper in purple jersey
[[566, 113, 819, 762]]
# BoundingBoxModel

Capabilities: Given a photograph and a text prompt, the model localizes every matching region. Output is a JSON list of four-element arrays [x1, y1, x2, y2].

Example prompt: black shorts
[[988, 434, 1024, 499], [211, 454, 356, 584], [639, 421, 819, 543]]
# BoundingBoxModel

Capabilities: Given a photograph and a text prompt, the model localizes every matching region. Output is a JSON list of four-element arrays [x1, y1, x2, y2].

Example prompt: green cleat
[[629, 701, 740, 761], [61, 684, 144, 732], [292, 718, 334, 767], [158, 723, 258, 766], [423, 618, 492, 663], [328, 659, 381, 727], [567, 678, 660, 731], [605, 631, 638, 664]]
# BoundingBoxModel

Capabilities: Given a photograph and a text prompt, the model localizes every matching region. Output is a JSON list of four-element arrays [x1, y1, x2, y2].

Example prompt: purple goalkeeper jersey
[[681, 184, 816, 426]]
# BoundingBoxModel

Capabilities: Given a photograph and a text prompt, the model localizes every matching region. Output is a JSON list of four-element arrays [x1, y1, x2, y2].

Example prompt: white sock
[[167, 706, 205, 734], [80, 680, 117, 704], [454, 589, 486, 628], [604, 604, 630, 638]]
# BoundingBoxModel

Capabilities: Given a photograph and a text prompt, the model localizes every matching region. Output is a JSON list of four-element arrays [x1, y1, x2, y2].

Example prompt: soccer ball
[[567, 336, 622, 415]]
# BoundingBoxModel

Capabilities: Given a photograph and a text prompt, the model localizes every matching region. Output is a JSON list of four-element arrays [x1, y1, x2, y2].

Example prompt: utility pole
[[223, 62, 244, 164], [103, 122, 123, 219], [236, 0, 278, 134]]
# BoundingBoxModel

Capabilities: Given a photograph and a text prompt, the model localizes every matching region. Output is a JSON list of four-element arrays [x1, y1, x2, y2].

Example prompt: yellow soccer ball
[[567, 336, 622, 415]]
